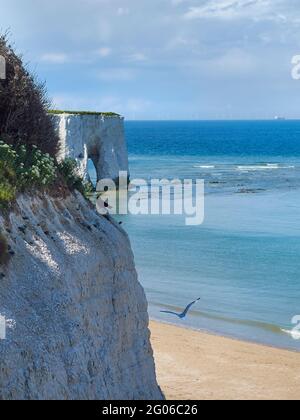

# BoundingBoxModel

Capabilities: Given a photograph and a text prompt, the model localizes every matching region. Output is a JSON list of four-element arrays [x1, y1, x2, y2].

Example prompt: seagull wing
[[181, 298, 201, 318], [160, 311, 180, 317]]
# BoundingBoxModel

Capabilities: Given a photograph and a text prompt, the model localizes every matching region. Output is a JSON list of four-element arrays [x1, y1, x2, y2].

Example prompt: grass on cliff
[[49, 110, 120, 117], [0, 141, 93, 208]]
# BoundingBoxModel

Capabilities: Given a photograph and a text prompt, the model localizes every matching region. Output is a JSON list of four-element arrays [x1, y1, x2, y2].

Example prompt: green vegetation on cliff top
[[49, 110, 121, 117]]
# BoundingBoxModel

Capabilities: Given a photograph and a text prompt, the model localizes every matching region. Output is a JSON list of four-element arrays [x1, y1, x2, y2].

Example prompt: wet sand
[[150, 321, 300, 400]]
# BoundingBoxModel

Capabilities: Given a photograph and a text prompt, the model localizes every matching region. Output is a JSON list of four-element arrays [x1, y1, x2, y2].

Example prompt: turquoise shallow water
[[91, 120, 300, 350], [122, 190, 300, 350]]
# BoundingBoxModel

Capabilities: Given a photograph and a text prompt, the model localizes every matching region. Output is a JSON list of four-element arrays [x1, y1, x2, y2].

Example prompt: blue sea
[[93, 120, 300, 350]]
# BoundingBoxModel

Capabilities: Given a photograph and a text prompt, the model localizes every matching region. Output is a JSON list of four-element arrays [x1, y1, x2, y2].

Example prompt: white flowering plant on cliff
[[0, 140, 94, 208], [0, 141, 57, 206], [16, 144, 57, 186]]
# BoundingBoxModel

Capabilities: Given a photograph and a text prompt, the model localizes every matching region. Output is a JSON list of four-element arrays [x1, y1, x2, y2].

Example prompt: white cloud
[[183, 48, 258, 79], [209, 48, 257, 75], [126, 52, 148, 62], [4, 0, 300, 119], [259, 33, 272, 44], [171, 0, 188, 5], [52, 93, 123, 112], [117, 7, 130, 16], [97, 47, 112, 57], [51, 93, 151, 118], [183, 0, 296, 22], [126, 98, 152, 113], [166, 35, 199, 50], [40, 53, 69, 64], [96, 68, 136, 81]]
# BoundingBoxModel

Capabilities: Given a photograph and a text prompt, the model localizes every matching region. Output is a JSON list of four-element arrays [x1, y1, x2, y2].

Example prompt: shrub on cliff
[[58, 158, 95, 197], [0, 141, 57, 206], [0, 141, 93, 207], [0, 232, 10, 266], [0, 34, 59, 156], [0, 141, 17, 204]]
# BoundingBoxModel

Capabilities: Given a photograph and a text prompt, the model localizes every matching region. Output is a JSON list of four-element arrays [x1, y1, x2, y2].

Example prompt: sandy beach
[[150, 321, 300, 400]]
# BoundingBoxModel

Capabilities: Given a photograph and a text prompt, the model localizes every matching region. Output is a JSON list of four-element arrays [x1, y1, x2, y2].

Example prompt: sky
[[1, 0, 300, 120]]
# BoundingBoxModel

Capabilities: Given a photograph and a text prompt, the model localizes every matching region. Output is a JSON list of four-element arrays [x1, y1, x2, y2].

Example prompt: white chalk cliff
[[0, 192, 163, 400], [52, 113, 129, 184]]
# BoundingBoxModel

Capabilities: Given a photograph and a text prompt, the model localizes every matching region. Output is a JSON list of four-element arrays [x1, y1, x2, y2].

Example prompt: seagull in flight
[[160, 298, 201, 319]]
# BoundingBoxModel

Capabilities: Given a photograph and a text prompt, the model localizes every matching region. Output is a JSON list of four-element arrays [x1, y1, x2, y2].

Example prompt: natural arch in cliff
[[87, 158, 97, 187], [87, 142, 102, 184], [52, 113, 129, 184]]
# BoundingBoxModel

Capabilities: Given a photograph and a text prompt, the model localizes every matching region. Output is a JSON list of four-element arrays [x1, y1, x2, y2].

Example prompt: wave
[[194, 165, 215, 169], [152, 302, 284, 335], [236, 164, 295, 172], [193, 163, 296, 173]]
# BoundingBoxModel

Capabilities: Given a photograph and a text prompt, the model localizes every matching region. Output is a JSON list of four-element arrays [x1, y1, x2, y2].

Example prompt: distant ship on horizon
[[274, 116, 286, 121]]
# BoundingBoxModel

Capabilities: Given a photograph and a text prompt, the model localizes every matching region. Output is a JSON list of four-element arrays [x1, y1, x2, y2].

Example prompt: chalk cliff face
[[52, 114, 129, 184], [0, 192, 162, 400]]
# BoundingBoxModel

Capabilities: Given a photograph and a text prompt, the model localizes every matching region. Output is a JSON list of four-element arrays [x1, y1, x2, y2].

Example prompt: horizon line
[[124, 118, 300, 122]]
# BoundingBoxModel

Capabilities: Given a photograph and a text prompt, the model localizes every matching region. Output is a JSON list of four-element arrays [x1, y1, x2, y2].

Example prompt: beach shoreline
[[149, 316, 300, 353], [150, 320, 300, 400]]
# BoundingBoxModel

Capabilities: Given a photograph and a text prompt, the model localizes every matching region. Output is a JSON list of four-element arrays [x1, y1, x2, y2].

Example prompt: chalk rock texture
[[0, 192, 162, 400], [53, 114, 129, 184]]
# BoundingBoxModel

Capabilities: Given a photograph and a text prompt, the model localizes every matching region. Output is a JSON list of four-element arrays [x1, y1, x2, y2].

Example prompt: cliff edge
[[0, 192, 162, 400]]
